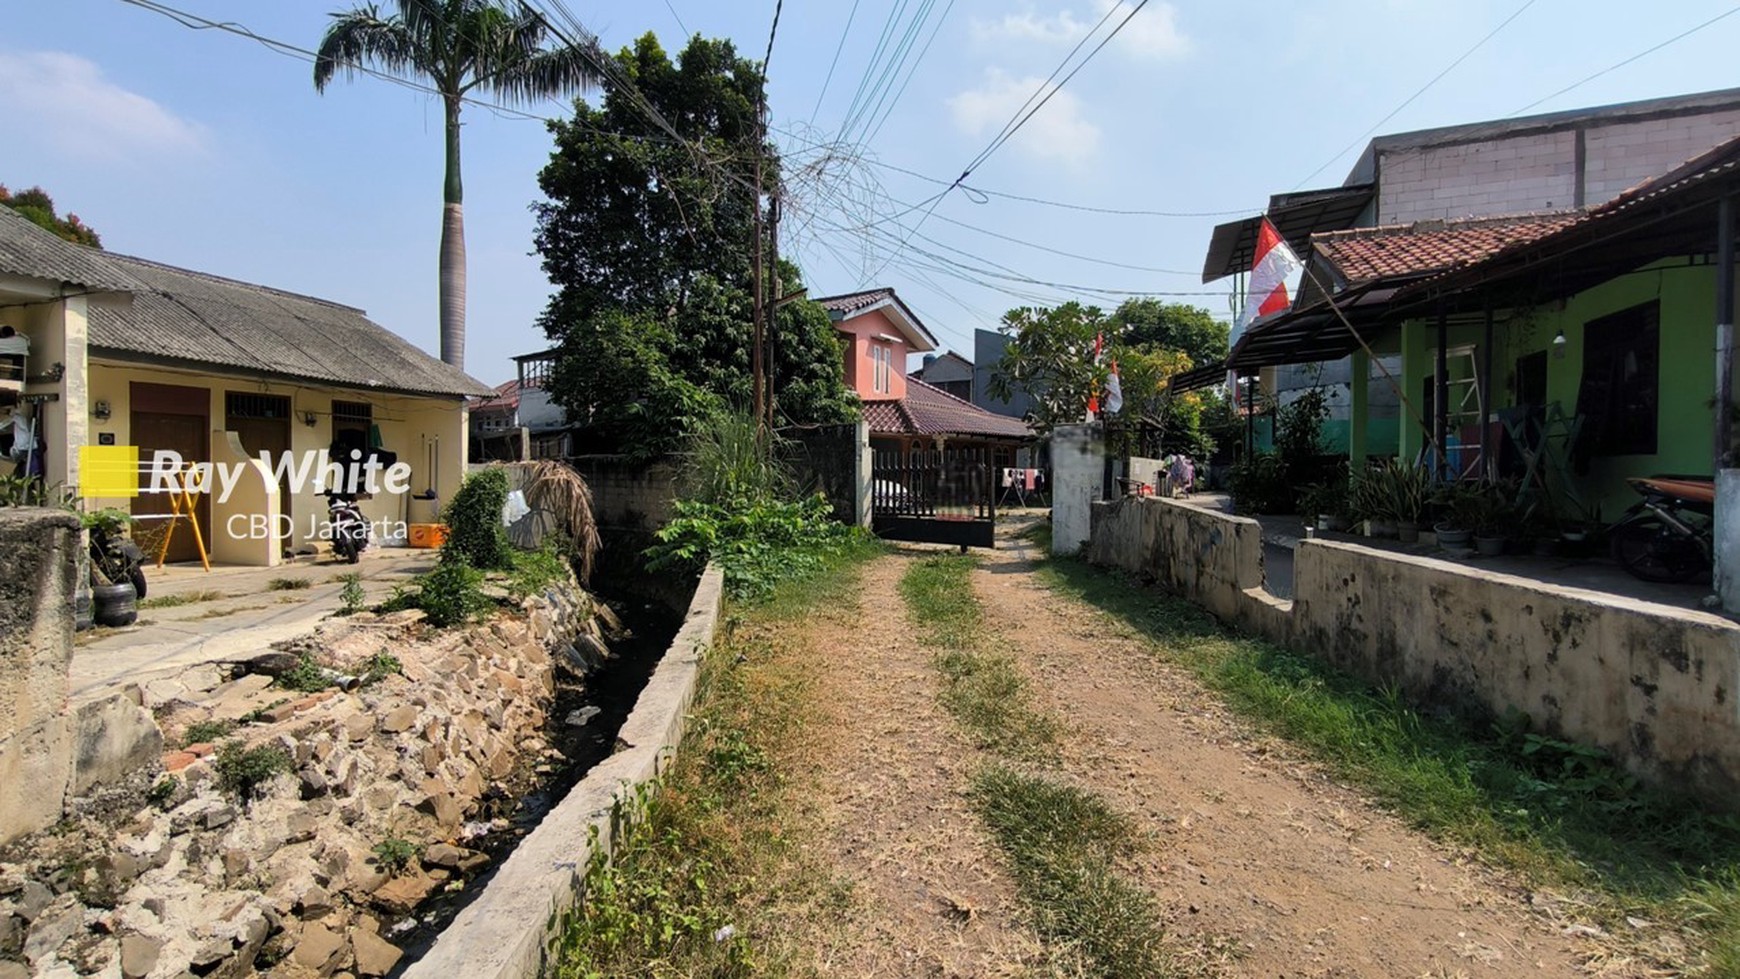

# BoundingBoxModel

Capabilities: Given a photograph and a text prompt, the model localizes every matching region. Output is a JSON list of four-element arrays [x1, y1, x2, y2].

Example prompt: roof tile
[[1311, 213, 1580, 284], [864, 379, 1031, 439]]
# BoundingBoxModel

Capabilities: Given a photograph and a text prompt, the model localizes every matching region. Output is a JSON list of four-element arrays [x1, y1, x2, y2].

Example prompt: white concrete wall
[[1050, 424, 1104, 556], [1087, 495, 1740, 810]]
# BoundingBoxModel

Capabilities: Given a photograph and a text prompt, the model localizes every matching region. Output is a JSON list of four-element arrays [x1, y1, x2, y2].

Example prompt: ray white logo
[[146, 449, 414, 504]]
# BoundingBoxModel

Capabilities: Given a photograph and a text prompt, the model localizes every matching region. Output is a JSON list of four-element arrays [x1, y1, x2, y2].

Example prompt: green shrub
[[180, 720, 235, 747], [338, 573, 366, 615], [276, 654, 332, 693], [442, 468, 512, 571], [646, 495, 864, 602], [681, 409, 793, 507], [372, 836, 422, 876], [214, 741, 292, 800], [361, 651, 401, 686], [508, 539, 568, 599], [416, 555, 492, 627]]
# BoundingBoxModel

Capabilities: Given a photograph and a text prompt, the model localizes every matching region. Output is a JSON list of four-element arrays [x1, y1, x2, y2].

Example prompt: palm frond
[[313, 6, 424, 92], [507, 460, 601, 583]]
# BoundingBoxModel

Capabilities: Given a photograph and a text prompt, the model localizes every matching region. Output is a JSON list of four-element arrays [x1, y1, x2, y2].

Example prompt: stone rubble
[[0, 573, 607, 978]]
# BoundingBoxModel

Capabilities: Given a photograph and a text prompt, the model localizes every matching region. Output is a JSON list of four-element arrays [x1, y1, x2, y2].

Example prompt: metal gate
[[871, 445, 996, 548]]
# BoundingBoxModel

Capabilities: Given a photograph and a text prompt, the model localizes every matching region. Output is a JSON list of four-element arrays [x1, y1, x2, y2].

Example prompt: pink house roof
[[815, 287, 939, 352], [474, 378, 521, 411], [862, 378, 1032, 440]]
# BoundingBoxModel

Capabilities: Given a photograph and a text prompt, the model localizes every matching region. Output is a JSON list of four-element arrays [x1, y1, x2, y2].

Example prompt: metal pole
[[1481, 302, 1495, 483], [751, 130, 765, 428], [1718, 193, 1735, 469], [1435, 304, 1450, 479], [1244, 373, 1254, 459]]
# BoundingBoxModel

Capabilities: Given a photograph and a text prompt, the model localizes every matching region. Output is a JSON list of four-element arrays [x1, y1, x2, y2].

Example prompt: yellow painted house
[[0, 204, 491, 566]]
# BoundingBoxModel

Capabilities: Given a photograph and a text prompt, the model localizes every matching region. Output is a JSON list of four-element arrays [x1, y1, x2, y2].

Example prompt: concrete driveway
[[71, 548, 435, 706]]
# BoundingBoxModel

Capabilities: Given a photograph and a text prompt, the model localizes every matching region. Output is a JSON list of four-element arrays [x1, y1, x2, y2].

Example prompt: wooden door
[[132, 382, 210, 565], [227, 393, 292, 552]]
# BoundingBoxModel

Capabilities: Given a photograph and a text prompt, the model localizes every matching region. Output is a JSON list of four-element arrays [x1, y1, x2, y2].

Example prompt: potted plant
[[1471, 487, 1513, 557], [85, 508, 142, 628], [1299, 483, 1337, 531], [1349, 466, 1394, 537], [1381, 460, 1429, 544], [1431, 482, 1478, 550]]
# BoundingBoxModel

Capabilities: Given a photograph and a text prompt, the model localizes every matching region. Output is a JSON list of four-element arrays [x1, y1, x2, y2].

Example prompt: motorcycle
[[325, 491, 371, 564], [1611, 476, 1714, 583], [86, 507, 147, 599]]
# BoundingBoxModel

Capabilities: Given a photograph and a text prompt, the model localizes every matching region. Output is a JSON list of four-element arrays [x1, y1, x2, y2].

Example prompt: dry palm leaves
[[504, 460, 601, 582]]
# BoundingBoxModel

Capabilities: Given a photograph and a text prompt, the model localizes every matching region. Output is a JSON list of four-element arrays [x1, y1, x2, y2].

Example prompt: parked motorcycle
[[325, 492, 371, 564], [86, 507, 147, 599], [1611, 476, 1714, 583]]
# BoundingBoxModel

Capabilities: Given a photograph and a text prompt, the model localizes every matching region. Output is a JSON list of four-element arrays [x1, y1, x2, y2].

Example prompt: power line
[[1510, 3, 1740, 116], [1293, 0, 1540, 189], [808, 0, 863, 126], [661, 0, 690, 39], [861, 0, 958, 146]]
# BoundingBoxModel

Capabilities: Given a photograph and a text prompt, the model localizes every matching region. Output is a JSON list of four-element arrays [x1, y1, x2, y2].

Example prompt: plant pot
[[74, 584, 94, 632], [1474, 535, 1506, 557], [1434, 525, 1472, 549], [1316, 515, 1332, 531], [1370, 519, 1397, 539], [1396, 521, 1420, 543], [1328, 515, 1352, 532], [92, 581, 137, 628]]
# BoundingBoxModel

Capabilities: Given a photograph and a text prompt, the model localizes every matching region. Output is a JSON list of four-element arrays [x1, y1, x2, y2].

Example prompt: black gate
[[871, 445, 996, 548]]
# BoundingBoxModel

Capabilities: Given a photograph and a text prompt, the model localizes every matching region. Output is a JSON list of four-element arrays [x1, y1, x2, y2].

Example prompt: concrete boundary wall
[[403, 563, 724, 979], [1087, 496, 1740, 809]]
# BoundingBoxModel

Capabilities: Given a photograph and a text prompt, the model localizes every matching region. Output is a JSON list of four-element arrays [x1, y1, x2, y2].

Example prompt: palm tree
[[314, 1, 603, 371]]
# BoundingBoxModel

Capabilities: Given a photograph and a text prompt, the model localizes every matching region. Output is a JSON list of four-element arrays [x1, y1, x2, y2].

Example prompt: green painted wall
[[1389, 260, 1730, 523]]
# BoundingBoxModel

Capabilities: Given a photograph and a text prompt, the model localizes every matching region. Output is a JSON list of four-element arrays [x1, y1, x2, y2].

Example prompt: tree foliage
[[1109, 299, 1228, 366], [1, 186, 100, 248], [986, 302, 1110, 433], [535, 33, 855, 457]]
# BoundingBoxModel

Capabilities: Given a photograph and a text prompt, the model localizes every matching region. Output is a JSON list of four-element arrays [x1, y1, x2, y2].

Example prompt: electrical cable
[[808, 0, 863, 126], [1510, 3, 1740, 116]]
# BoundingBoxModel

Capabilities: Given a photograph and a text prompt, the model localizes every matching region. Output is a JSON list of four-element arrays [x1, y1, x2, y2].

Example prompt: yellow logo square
[[79, 445, 139, 498]]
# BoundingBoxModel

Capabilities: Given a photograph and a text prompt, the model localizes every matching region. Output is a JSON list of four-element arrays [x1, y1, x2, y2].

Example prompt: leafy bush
[[1228, 453, 1290, 514], [372, 836, 422, 876], [646, 495, 864, 602], [416, 555, 492, 627], [276, 654, 332, 693], [442, 468, 513, 571], [338, 573, 366, 614], [214, 741, 292, 800], [180, 720, 235, 747], [361, 651, 401, 686], [682, 409, 793, 507], [508, 539, 569, 599]]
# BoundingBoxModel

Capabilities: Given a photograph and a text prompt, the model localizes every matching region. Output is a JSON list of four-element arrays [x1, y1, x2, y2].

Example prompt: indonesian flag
[[1227, 217, 1302, 390], [1103, 360, 1123, 415], [1087, 330, 1105, 417]]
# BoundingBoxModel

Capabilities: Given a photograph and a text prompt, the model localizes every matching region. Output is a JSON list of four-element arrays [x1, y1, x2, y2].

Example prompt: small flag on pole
[[1227, 217, 1303, 391]]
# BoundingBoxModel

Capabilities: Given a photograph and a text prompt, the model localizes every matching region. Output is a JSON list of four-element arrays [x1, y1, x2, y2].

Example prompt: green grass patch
[[1040, 555, 1740, 971], [971, 765, 1199, 978], [266, 577, 311, 591], [550, 545, 877, 978], [900, 554, 1057, 758], [180, 719, 234, 747], [138, 589, 225, 610], [275, 653, 332, 693]]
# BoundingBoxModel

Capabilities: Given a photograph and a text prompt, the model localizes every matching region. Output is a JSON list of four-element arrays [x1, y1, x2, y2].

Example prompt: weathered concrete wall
[[0, 508, 80, 843], [403, 563, 723, 979], [1087, 496, 1740, 808], [569, 455, 680, 532], [1050, 424, 1104, 556]]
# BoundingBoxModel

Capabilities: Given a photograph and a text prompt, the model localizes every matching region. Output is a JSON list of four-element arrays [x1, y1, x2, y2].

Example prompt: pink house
[[817, 288, 1031, 463]]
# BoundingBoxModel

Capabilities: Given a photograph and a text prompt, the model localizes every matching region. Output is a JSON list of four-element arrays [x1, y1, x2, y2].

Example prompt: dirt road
[[792, 530, 1590, 978]]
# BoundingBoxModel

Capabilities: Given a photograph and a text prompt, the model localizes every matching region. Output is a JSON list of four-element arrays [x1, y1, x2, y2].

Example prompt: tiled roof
[[863, 379, 1032, 440], [87, 253, 494, 399], [474, 379, 522, 412], [1310, 213, 1580, 284], [816, 288, 894, 315], [814, 286, 940, 352], [0, 205, 133, 292]]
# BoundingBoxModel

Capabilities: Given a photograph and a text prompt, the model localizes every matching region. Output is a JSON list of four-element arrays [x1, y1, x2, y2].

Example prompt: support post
[[1718, 193, 1735, 470], [1434, 304, 1449, 480], [1349, 350, 1369, 468], [1481, 303, 1495, 482], [1243, 373, 1254, 459]]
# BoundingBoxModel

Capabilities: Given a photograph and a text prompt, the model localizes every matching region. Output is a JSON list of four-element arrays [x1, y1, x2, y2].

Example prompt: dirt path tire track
[[799, 552, 1050, 978], [971, 531, 1593, 979]]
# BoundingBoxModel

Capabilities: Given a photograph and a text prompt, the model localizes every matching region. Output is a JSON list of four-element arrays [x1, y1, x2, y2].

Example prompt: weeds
[[213, 741, 291, 800], [372, 836, 422, 876], [147, 775, 178, 808], [180, 720, 234, 747], [900, 555, 1056, 758], [275, 654, 332, 693], [138, 590, 225, 610], [337, 573, 366, 615], [361, 651, 401, 686], [266, 577, 310, 591], [507, 540, 568, 599], [1041, 556, 1740, 969]]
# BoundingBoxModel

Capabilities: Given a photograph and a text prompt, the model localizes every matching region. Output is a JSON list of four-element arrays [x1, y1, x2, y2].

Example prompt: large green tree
[[1, 186, 100, 247], [535, 33, 855, 457], [1109, 298, 1228, 366], [986, 302, 1111, 433], [314, 0, 603, 371]]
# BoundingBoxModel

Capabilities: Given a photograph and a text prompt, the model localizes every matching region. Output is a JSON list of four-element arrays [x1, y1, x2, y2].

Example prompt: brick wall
[[568, 456, 680, 532], [1583, 107, 1740, 201]]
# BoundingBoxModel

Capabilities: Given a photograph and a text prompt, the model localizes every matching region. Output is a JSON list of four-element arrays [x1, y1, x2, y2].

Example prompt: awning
[[1223, 284, 1402, 370], [1168, 361, 1231, 393], [1201, 184, 1374, 283]]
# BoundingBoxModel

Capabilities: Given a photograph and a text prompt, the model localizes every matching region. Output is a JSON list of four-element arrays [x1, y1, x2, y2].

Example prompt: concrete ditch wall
[[403, 563, 724, 979], [1087, 496, 1740, 809], [0, 508, 81, 843]]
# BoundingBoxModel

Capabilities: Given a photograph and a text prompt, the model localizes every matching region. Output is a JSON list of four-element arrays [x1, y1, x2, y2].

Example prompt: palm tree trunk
[[439, 95, 466, 370]]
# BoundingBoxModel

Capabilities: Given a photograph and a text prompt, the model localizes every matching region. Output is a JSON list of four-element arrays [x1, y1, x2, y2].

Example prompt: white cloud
[[973, 1, 1189, 61], [947, 69, 1101, 167], [0, 51, 206, 159]]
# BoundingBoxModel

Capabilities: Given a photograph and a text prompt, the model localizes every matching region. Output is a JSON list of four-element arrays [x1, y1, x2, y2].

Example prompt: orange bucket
[[408, 523, 449, 549]]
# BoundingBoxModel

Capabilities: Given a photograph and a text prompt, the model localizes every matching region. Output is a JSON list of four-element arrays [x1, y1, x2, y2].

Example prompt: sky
[[6, 0, 1740, 387]]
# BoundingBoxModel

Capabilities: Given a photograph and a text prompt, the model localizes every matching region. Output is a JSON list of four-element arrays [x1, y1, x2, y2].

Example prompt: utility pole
[[752, 146, 766, 428], [766, 159, 781, 430]]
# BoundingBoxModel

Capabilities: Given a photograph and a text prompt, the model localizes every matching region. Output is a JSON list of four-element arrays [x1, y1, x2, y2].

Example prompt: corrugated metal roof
[[864, 379, 1032, 439], [88, 253, 493, 399], [0, 205, 133, 293]]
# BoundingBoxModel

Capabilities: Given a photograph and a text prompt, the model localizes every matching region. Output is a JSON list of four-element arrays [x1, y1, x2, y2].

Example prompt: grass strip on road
[[899, 553, 1214, 978], [1040, 554, 1740, 975], [900, 554, 1057, 759]]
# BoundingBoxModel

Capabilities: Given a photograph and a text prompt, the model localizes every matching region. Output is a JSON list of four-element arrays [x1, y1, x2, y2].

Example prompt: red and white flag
[[1087, 330, 1105, 418], [1228, 217, 1302, 390]]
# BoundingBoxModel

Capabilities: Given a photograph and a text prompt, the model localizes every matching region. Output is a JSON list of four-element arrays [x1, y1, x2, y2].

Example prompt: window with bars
[[519, 355, 554, 390], [225, 392, 290, 421], [332, 400, 373, 437], [1576, 302, 1659, 457]]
